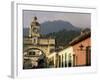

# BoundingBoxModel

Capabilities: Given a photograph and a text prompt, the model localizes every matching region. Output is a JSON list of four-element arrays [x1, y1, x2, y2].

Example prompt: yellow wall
[[48, 46, 74, 68], [39, 38, 55, 45], [58, 46, 74, 67]]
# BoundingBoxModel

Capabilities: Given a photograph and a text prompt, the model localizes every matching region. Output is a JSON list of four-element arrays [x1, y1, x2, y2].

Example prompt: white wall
[[59, 47, 74, 67], [0, 0, 100, 80]]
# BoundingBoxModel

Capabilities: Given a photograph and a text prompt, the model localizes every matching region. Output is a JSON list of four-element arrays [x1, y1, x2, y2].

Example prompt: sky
[[23, 10, 91, 29]]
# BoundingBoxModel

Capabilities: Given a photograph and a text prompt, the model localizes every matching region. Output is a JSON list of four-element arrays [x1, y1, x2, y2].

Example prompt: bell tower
[[29, 16, 40, 45]]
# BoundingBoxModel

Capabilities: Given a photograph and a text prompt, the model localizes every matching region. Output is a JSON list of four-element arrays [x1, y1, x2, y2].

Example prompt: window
[[86, 46, 91, 66], [32, 38, 37, 45], [32, 51, 35, 55], [73, 54, 75, 67], [29, 51, 35, 55], [28, 52, 32, 55], [34, 38, 36, 43]]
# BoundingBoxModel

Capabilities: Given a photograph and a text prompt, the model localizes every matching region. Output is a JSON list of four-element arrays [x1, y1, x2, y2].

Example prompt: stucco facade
[[72, 37, 91, 66], [23, 17, 55, 69], [48, 30, 91, 68], [69, 31, 91, 66], [48, 46, 74, 68], [58, 46, 74, 67]]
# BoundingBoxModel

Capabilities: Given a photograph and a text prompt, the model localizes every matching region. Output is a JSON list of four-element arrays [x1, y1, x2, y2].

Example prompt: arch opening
[[23, 48, 48, 69]]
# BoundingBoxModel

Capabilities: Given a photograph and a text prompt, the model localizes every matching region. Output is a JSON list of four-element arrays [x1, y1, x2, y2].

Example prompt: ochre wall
[[73, 37, 91, 66]]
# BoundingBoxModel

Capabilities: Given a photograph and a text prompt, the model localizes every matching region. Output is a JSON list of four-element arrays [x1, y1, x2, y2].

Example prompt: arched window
[[32, 37, 38, 45]]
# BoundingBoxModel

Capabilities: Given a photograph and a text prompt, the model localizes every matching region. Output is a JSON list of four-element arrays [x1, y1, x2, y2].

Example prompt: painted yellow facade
[[23, 16, 55, 56], [48, 46, 74, 68], [58, 46, 74, 67], [23, 38, 55, 56], [23, 17, 55, 69], [47, 52, 57, 68]]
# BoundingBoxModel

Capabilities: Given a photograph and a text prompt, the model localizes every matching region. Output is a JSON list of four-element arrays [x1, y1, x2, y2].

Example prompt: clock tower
[[23, 16, 56, 69], [29, 16, 40, 45]]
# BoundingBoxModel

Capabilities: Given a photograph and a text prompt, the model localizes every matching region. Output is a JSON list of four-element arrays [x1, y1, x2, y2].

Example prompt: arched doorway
[[23, 48, 47, 69]]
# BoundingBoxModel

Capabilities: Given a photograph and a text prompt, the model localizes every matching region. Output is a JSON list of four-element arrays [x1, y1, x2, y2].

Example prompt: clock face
[[32, 28, 38, 33]]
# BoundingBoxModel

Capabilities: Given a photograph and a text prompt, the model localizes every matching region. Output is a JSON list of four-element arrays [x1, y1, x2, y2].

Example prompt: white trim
[[11, 1, 18, 78], [11, 1, 97, 78]]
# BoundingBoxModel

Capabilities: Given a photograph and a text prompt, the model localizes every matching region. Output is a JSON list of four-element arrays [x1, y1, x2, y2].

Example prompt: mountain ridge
[[40, 20, 80, 34], [23, 20, 81, 37]]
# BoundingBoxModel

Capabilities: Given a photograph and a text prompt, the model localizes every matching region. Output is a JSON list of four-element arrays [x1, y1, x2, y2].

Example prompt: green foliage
[[45, 29, 81, 46]]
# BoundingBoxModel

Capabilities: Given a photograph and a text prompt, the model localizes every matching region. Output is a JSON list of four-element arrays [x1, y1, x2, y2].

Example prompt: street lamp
[[79, 44, 84, 51]]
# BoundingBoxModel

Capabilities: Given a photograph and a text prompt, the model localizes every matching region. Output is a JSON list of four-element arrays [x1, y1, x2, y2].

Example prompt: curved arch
[[23, 47, 48, 69], [24, 48, 45, 55], [24, 47, 46, 54]]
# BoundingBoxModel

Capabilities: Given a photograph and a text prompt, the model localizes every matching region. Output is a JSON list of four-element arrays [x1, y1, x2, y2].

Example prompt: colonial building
[[48, 29, 91, 68], [58, 46, 74, 67], [23, 16, 91, 68], [48, 46, 74, 68], [23, 17, 55, 69], [47, 52, 57, 68], [69, 30, 91, 66]]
